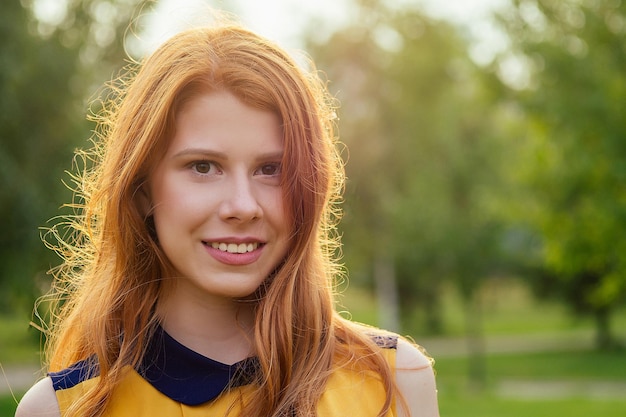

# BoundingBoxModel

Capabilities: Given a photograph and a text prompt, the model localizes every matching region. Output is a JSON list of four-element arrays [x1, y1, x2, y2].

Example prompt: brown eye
[[258, 163, 281, 176], [192, 161, 215, 174]]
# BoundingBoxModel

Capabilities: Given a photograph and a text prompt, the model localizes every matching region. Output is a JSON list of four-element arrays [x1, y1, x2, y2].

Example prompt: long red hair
[[43, 23, 399, 417]]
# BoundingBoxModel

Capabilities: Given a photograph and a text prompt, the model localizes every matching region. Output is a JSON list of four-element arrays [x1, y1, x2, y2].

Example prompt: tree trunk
[[423, 283, 444, 335], [374, 254, 400, 332], [463, 289, 487, 390], [594, 306, 614, 350]]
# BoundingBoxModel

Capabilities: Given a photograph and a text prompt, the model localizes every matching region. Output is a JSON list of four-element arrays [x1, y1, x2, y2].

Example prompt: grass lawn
[[439, 395, 626, 417], [0, 314, 41, 365], [1, 314, 41, 416], [435, 351, 626, 417], [435, 349, 626, 417], [436, 349, 626, 380], [0, 392, 20, 416]]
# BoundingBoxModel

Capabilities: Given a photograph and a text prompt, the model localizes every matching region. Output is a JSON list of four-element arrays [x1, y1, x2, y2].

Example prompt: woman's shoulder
[[356, 323, 431, 363], [394, 338, 439, 417], [353, 324, 439, 417], [15, 377, 61, 417], [395, 337, 433, 369]]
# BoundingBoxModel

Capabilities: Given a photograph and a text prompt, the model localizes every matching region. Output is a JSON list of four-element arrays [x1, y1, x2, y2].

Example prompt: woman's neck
[[156, 287, 256, 365]]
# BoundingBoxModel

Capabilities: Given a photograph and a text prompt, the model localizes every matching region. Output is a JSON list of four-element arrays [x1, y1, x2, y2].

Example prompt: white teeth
[[210, 242, 259, 253]]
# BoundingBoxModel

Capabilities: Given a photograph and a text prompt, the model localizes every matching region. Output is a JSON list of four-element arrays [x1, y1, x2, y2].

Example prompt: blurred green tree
[[306, 0, 510, 385], [495, 0, 626, 349], [0, 0, 145, 312]]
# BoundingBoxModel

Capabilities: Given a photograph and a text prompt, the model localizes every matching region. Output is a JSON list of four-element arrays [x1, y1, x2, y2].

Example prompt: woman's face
[[148, 90, 291, 302]]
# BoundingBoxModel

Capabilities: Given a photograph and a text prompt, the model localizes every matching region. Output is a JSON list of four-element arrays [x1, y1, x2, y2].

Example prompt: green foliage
[[494, 0, 626, 347], [0, 1, 79, 311], [0, 0, 147, 312], [307, 0, 511, 339]]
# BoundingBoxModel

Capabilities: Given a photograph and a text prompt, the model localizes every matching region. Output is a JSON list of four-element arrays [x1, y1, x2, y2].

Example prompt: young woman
[[16, 22, 439, 417]]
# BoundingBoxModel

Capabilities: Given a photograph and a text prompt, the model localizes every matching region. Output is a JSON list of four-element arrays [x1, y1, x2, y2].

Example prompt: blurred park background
[[1, 0, 625, 415]]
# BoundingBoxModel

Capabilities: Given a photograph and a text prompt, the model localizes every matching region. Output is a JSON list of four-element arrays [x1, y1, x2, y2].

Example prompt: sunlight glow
[[141, 0, 509, 65]]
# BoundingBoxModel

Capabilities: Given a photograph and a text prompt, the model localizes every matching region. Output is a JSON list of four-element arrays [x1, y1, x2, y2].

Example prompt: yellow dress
[[50, 329, 398, 416]]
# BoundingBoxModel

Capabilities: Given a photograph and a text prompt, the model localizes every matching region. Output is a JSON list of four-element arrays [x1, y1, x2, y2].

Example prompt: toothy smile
[[208, 242, 260, 254]]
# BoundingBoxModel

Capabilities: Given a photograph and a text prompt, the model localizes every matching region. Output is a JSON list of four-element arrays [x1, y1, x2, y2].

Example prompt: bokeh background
[[1, 0, 625, 415]]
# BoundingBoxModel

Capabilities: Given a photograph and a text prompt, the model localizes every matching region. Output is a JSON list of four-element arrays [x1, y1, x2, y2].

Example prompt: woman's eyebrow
[[255, 151, 284, 161], [171, 148, 228, 160], [171, 148, 284, 162]]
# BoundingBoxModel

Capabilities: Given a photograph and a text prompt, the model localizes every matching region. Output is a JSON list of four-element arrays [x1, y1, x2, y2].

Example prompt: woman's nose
[[218, 175, 262, 222]]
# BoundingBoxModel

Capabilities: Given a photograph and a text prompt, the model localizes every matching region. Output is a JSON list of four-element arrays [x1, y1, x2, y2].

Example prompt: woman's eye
[[257, 163, 281, 176], [191, 161, 216, 174]]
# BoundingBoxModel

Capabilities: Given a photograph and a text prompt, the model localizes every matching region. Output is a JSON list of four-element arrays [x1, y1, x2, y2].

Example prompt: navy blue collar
[[138, 327, 259, 406]]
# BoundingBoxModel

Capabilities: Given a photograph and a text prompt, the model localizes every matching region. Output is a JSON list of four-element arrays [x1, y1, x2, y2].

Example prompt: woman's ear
[[135, 180, 159, 241], [136, 185, 152, 218]]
